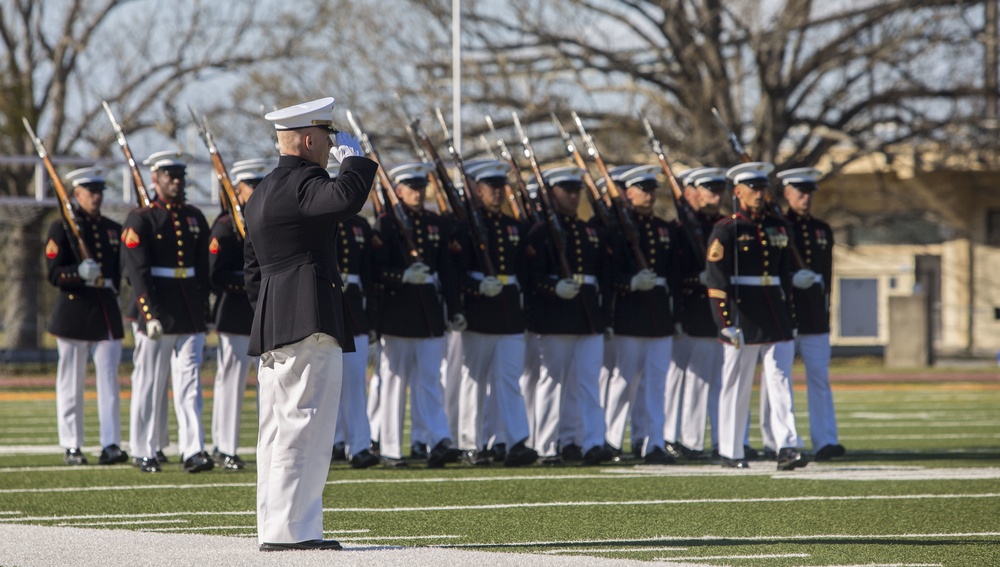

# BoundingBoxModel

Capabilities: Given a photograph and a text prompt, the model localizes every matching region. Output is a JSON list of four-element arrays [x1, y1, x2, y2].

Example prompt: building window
[[839, 278, 879, 337], [987, 209, 1000, 246]]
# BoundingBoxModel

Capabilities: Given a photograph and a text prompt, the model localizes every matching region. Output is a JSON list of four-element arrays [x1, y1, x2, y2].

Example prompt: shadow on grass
[[834, 449, 1000, 463]]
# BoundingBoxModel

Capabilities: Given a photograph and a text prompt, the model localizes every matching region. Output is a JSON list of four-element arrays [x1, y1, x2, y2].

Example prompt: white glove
[[698, 270, 710, 287], [674, 322, 684, 336], [554, 278, 581, 300], [792, 269, 819, 289], [401, 262, 430, 285], [792, 328, 798, 339], [146, 319, 163, 341], [78, 259, 101, 282], [450, 313, 468, 332], [330, 132, 363, 163], [478, 276, 504, 298], [630, 269, 657, 292], [604, 326, 614, 340], [721, 326, 744, 349]]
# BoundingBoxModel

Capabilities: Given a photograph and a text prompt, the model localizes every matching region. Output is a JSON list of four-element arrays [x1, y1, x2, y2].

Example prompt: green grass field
[[0, 371, 998, 566]]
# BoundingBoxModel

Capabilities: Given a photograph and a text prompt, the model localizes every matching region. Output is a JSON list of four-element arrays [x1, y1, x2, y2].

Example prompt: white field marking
[[339, 535, 463, 541], [774, 467, 1000, 481], [542, 547, 689, 554], [653, 553, 810, 561], [141, 525, 255, 532], [0, 482, 255, 494], [439, 532, 1000, 550], [322, 493, 1000, 513], [322, 529, 371, 534], [848, 412, 962, 420], [0, 444, 258, 457], [816, 564, 942, 566], [837, 421, 1000, 428], [56, 519, 189, 526], [0, 510, 254, 523], [840, 433, 1000, 440]]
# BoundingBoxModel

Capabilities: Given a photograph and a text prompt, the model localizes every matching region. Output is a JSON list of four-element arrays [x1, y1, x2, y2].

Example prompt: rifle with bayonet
[[512, 112, 597, 333], [396, 99, 467, 223], [550, 113, 614, 229], [485, 115, 537, 223], [639, 113, 706, 258], [398, 97, 452, 217], [188, 106, 246, 240], [710, 107, 807, 271], [345, 110, 422, 265], [434, 108, 495, 277], [571, 111, 648, 271], [22, 117, 93, 265], [478, 132, 523, 220], [102, 101, 151, 208]]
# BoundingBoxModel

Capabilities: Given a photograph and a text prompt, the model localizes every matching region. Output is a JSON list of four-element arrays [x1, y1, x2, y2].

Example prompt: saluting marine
[[122, 151, 214, 474], [373, 162, 464, 468], [703, 162, 811, 470], [603, 165, 681, 465], [45, 167, 128, 466], [207, 158, 270, 470]]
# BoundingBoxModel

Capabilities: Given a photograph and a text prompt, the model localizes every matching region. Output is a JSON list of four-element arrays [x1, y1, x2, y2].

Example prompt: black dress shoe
[[64, 448, 88, 466], [489, 443, 507, 462], [777, 447, 809, 471], [427, 441, 462, 468], [643, 446, 676, 465], [183, 451, 215, 473], [582, 445, 612, 466], [409, 443, 428, 460], [331, 442, 346, 461], [461, 450, 490, 466], [98, 444, 128, 465], [219, 454, 245, 470], [664, 442, 684, 460], [134, 456, 162, 473], [541, 455, 564, 466], [685, 449, 710, 461], [813, 443, 846, 461], [382, 457, 409, 468], [503, 441, 538, 467], [560, 443, 583, 461], [156, 450, 169, 463], [721, 457, 750, 469], [744, 445, 761, 460], [259, 539, 342, 552], [605, 443, 624, 463], [350, 450, 380, 469], [370, 440, 380, 456]]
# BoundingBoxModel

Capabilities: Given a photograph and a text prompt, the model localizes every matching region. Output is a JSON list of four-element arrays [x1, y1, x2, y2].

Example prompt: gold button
[[178, 251, 184, 257], [761, 240, 767, 246], [175, 230, 182, 236]]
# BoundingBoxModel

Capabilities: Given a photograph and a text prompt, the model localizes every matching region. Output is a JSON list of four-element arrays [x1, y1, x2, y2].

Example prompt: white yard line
[[653, 553, 811, 561]]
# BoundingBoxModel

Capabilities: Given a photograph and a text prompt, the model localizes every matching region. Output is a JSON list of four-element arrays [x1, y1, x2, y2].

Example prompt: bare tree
[[0, 0, 325, 349]]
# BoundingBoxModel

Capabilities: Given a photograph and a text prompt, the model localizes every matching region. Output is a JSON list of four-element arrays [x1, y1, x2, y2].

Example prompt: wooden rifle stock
[[188, 107, 246, 240], [571, 112, 648, 271], [101, 101, 151, 208], [22, 117, 93, 263], [639, 113, 707, 258]]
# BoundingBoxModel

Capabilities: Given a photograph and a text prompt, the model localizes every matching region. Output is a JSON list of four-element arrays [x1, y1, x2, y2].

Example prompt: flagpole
[[452, 0, 462, 155]]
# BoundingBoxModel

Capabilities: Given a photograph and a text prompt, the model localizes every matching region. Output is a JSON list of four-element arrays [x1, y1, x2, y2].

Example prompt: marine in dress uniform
[[525, 166, 613, 466], [452, 160, 538, 467], [45, 167, 127, 466], [778, 168, 844, 461], [331, 164, 380, 470], [122, 151, 214, 474], [244, 97, 377, 551], [372, 162, 464, 468], [670, 167, 728, 460], [207, 159, 270, 470], [603, 165, 681, 465], [703, 162, 813, 470]]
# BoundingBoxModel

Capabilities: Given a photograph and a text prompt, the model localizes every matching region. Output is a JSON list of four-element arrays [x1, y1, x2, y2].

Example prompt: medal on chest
[[815, 227, 829, 248], [428, 224, 440, 242], [506, 225, 520, 245], [765, 226, 789, 248], [585, 226, 599, 246], [353, 225, 365, 245]]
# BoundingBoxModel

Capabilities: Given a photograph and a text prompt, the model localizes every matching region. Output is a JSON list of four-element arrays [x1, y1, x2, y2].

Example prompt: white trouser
[[55, 337, 123, 449], [130, 324, 206, 460], [257, 333, 342, 544], [458, 332, 529, 451], [521, 332, 541, 449], [379, 335, 450, 459], [718, 341, 801, 460], [598, 337, 616, 413], [442, 330, 463, 442], [605, 335, 672, 456], [678, 337, 723, 452], [366, 340, 382, 443], [338, 333, 372, 459], [534, 334, 604, 457], [212, 333, 253, 456], [798, 333, 838, 449], [663, 333, 690, 444]]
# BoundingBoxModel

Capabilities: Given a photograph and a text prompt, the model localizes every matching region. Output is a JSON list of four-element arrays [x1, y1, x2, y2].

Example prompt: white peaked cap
[[265, 97, 338, 131], [65, 167, 106, 186], [618, 165, 660, 188], [542, 166, 585, 187], [144, 150, 191, 170], [686, 167, 727, 187], [726, 161, 775, 185], [466, 159, 510, 182], [388, 162, 434, 184], [776, 167, 823, 186], [229, 158, 273, 182]]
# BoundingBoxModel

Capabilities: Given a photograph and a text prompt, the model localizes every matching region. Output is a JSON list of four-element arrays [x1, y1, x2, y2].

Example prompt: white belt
[[573, 274, 598, 286], [151, 266, 195, 279], [232, 270, 244, 276], [654, 277, 667, 288], [84, 279, 114, 289], [469, 271, 520, 286], [342, 273, 362, 286], [731, 275, 781, 286]]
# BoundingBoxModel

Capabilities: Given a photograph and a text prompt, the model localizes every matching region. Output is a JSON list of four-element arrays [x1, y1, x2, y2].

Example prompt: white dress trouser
[[130, 324, 205, 460], [663, 333, 690, 444], [55, 337, 123, 450], [212, 333, 253, 456], [257, 333, 342, 544], [605, 335, 672, 456], [442, 330, 463, 443], [366, 340, 382, 443], [521, 332, 541, 450], [798, 333, 839, 449], [379, 335, 449, 459], [718, 341, 800, 460], [679, 337, 723, 452], [458, 332, 528, 451], [338, 333, 372, 458], [534, 334, 604, 457]]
